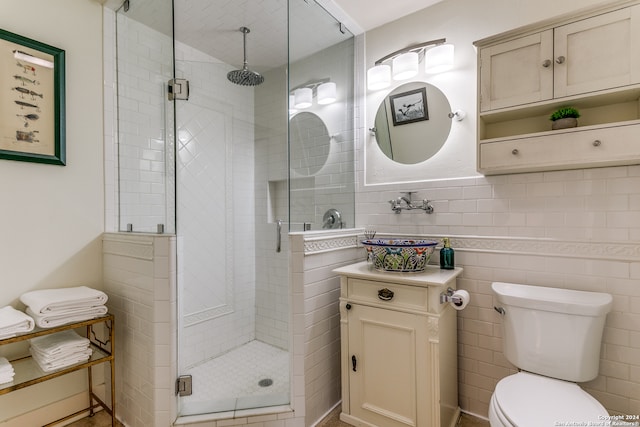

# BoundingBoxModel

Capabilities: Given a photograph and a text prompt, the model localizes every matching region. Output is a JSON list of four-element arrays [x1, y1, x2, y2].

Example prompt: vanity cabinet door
[[347, 304, 428, 427], [479, 31, 554, 112], [554, 4, 640, 98]]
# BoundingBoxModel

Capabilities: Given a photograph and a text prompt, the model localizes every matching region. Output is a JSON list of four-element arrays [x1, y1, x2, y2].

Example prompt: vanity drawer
[[479, 122, 640, 174], [347, 278, 429, 312]]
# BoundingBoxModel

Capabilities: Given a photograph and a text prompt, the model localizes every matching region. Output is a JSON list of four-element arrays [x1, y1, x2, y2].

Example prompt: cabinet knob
[[512, 148, 519, 155], [593, 140, 602, 147], [345, 303, 352, 310], [542, 59, 552, 68], [555, 56, 566, 64], [378, 288, 394, 301]]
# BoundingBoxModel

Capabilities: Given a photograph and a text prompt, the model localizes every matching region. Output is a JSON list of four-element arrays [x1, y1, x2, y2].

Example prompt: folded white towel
[[26, 306, 108, 328], [30, 347, 92, 372], [20, 286, 108, 314], [30, 330, 90, 358], [0, 306, 35, 339], [0, 357, 15, 384], [0, 357, 14, 374]]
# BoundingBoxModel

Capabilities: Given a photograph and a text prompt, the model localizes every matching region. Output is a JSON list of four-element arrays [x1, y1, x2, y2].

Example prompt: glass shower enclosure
[[115, 0, 355, 419]]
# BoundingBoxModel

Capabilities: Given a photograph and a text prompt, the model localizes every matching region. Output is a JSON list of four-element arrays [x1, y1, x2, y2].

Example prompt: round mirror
[[290, 112, 330, 176], [373, 82, 452, 164]]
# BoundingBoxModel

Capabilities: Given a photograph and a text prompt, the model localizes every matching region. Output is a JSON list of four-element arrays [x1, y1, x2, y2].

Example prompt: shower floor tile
[[180, 340, 289, 416]]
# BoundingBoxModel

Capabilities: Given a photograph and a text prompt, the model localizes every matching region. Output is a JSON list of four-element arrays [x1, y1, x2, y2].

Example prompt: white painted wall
[[0, 0, 104, 423], [363, 0, 614, 184]]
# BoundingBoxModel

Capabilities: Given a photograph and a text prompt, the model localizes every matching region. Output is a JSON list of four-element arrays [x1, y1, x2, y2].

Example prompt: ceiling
[[332, 0, 446, 32], [118, 0, 444, 73]]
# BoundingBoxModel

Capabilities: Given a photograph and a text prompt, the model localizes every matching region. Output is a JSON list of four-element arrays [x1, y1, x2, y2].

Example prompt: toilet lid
[[494, 372, 608, 426]]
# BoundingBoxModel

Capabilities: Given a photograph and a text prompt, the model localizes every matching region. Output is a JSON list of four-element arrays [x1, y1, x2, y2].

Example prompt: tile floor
[[66, 340, 488, 427], [316, 406, 490, 427], [68, 406, 488, 427], [179, 340, 290, 415]]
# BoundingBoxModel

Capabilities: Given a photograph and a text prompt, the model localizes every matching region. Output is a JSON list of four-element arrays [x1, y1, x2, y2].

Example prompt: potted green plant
[[550, 106, 580, 130]]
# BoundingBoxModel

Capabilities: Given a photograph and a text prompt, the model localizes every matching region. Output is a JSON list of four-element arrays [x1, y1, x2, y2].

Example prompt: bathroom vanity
[[334, 261, 462, 427]]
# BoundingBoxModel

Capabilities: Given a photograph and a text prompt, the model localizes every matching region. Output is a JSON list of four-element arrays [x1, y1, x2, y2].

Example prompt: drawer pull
[[378, 288, 394, 301], [593, 140, 602, 147], [511, 149, 519, 155]]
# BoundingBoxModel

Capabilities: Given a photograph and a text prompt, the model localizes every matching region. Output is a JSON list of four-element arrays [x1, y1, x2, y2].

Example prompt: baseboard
[[312, 400, 342, 427], [460, 408, 490, 422]]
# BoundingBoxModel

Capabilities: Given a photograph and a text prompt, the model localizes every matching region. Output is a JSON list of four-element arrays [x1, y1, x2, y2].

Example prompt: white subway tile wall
[[355, 166, 640, 418], [174, 39, 258, 366], [290, 232, 363, 426], [102, 233, 178, 427]]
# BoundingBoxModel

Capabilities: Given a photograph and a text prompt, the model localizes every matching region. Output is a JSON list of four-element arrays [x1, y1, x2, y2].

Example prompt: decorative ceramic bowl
[[362, 238, 438, 272]]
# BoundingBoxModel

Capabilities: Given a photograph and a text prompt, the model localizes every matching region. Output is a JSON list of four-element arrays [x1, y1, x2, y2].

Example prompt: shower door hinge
[[176, 375, 193, 396], [168, 78, 189, 101]]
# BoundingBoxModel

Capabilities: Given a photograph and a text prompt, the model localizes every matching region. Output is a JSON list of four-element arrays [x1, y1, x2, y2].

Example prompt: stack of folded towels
[[20, 286, 108, 328], [0, 306, 35, 339], [29, 330, 92, 372], [0, 357, 15, 384]]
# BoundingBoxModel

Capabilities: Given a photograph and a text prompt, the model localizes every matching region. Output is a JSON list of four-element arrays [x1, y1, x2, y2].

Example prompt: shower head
[[227, 27, 264, 86]]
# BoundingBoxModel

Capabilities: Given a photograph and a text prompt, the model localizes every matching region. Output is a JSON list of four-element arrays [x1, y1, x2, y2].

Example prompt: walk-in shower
[[114, 0, 355, 420]]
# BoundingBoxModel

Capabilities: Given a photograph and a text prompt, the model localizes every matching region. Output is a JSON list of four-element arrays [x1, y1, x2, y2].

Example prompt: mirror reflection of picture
[[389, 87, 428, 126]]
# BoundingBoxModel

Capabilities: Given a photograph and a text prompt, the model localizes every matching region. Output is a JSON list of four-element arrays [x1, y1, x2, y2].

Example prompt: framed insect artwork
[[0, 29, 65, 165], [389, 87, 428, 126]]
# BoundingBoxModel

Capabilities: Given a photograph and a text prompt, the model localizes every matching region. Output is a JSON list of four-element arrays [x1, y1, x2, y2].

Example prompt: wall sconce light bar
[[373, 38, 446, 66], [368, 38, 453, 91], [290, 78, 337, 109]]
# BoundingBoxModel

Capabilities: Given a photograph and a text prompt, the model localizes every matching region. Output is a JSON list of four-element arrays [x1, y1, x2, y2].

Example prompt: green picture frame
[[0, 28, 65, 165]]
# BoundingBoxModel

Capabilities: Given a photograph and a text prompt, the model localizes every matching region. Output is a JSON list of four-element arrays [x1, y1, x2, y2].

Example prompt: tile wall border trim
[[301, 229, 362, 255], [423, 235, 640, 262], [302, 231, 640, 261]]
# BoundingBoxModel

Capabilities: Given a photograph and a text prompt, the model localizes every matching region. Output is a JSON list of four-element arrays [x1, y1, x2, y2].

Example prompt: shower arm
[[241, 27, 249, 69]]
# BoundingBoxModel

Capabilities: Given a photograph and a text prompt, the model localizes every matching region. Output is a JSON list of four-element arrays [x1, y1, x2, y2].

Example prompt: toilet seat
[[491, 372, 608, 426]]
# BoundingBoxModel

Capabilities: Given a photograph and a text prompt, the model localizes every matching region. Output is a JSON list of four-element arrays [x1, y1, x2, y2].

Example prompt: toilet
[[489, 282, 612, 426]]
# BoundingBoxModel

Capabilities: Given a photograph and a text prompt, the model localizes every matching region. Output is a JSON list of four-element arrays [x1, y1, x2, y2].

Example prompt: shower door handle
[[276, 219, 282, 253]]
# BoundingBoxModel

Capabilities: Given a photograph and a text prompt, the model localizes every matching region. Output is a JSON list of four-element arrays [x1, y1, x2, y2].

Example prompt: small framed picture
[[0, 28, 65, 165], [389, 87, 428, 126]]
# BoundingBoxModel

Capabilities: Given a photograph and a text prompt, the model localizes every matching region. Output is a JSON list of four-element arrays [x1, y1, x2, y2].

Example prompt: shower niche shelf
[[0, 314, 116, 426]]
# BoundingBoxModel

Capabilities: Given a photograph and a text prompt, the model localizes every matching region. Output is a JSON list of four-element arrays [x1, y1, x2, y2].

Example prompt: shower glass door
[[173, 0, 290, 416]]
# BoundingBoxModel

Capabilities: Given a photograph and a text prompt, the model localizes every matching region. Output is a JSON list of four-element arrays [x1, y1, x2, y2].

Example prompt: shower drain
[[258, 378, 273, 387]]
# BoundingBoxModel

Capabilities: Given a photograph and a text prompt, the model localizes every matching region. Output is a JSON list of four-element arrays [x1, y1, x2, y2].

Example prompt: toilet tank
[[492, 282, 612, 382]]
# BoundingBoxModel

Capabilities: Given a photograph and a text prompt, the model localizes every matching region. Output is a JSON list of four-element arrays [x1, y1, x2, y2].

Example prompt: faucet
[[388, 192, 434, 214]]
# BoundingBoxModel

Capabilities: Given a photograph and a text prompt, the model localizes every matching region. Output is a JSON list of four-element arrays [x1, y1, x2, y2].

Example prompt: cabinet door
[[479, 31, 554, 111], [554, 5, 640, 97], [348, 304, 427, 427]]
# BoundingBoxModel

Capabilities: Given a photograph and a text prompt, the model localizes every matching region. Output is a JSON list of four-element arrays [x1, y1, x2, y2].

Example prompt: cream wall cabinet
[[334, 262, 462, 427], [476, 0, 640, 175]]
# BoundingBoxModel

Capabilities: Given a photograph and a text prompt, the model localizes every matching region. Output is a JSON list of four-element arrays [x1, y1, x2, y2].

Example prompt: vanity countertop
[[334, 261, 462, 288]]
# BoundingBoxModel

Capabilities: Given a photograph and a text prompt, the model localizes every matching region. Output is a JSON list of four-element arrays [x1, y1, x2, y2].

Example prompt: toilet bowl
[[488, 372, 608, 426], [490, 282, 612, 427]]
